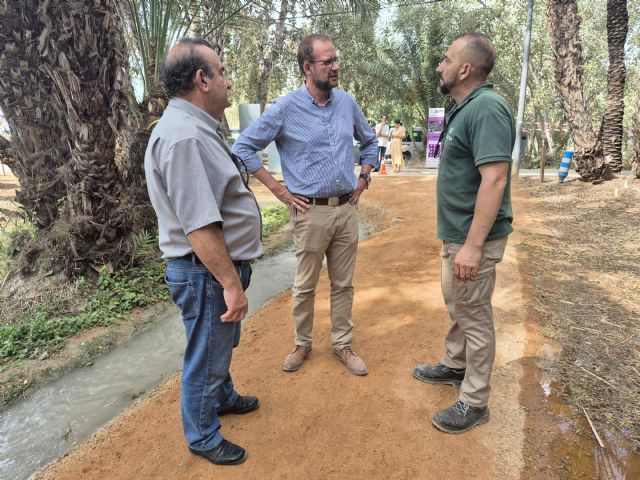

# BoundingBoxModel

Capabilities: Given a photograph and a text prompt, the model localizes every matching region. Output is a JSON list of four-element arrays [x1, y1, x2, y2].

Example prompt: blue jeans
[[165, 257, 252, 451], [374, 146, 385, 171]]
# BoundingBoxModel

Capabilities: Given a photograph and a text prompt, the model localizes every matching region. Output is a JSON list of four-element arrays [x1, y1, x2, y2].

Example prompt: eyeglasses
[[307, 57, 340, 68]]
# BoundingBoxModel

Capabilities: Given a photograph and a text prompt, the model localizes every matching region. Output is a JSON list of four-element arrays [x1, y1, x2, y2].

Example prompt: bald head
[[454, 33, 496, 80], [161, 38, 216, 97]]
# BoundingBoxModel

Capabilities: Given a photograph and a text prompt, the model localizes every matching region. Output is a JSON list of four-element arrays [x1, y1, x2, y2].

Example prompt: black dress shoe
[[190, 439, 247, 465], [218, 395, 260, 416]]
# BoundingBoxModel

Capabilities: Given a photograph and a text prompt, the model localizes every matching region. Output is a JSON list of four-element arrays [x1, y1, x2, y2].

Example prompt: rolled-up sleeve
[[232, 104, 284, 173]]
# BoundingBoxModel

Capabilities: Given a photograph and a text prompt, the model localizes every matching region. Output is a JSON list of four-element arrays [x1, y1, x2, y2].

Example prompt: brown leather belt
[[308, 193, 351, 206]]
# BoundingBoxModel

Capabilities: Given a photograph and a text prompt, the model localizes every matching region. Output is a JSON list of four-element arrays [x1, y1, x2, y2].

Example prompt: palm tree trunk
[[632, 72, 640, 178], [0, 0, 153, 274], [601, 0, 628, 173], [546, 0, 612, 183], [256, 0, 291, 112]]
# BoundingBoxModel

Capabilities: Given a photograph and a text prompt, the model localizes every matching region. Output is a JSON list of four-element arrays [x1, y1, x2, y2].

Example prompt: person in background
[[390, 119, 406, 173], [374, 114, 389, 172]]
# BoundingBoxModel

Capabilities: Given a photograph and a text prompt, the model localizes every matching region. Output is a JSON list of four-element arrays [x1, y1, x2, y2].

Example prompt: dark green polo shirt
[[436, 84, 515, 244]]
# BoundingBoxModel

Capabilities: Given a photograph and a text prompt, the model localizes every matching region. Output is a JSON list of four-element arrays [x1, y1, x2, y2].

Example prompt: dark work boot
[[432, 400, 490, 434], [412, 363, 465, 387]]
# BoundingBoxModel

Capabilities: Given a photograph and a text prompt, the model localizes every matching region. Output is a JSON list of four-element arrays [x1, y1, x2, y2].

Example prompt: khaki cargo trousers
[[439, 236, 508, 407], [290, 202, 359, 348]]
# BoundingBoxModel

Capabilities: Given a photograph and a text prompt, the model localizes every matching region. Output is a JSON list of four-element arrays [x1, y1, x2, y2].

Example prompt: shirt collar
[[459, 83, 493, 108], [447, 83, 493, 120], [167, 97, 221, 131], [300, 82, 334, 106]]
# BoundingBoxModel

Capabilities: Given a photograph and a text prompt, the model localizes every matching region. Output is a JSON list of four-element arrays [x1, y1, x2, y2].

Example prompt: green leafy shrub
[[261, 205, 289, 238], [0, 262, 168, 360]]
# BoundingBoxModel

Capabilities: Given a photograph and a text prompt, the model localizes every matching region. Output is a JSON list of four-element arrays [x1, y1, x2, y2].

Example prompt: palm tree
[[632, 74, 640, 178], [118, 1, 247, 98], [0, 0, 153, 274], [546, 0, 611, 183], [117, 0, 200, 97], [601, 0, 628, 173]]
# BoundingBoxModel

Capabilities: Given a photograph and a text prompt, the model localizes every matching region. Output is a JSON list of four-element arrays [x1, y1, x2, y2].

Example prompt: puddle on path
[[1, 224, 371, 480], [539, 374, 640, 479]]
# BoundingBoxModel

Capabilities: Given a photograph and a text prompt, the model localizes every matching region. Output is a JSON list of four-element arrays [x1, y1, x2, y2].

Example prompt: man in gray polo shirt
[[144, 38, 263, 466]]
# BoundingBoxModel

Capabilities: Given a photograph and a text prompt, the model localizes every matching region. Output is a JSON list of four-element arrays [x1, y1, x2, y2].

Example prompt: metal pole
[[512, 0, 534, 176], [540, 137, 547, 182]]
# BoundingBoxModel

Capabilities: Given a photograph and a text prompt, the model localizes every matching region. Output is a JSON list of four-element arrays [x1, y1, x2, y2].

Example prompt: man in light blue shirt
[[233, 33, 377, 376]]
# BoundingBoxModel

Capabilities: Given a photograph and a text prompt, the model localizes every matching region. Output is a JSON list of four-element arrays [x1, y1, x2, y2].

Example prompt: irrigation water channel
[[0, 223, 368, 480]]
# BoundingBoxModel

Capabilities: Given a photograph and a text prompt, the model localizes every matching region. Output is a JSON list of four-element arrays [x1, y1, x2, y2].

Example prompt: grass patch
[[0, 216, 33, 278], [261, 204, 289, 238]]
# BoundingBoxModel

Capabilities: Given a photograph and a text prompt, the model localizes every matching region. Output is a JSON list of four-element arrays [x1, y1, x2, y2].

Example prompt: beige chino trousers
[[291, 202, 359, 348], [439, 236, 508, 407]]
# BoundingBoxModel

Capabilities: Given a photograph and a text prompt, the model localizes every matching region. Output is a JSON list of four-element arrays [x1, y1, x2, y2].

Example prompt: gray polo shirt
[[144, 98, 263, 261]]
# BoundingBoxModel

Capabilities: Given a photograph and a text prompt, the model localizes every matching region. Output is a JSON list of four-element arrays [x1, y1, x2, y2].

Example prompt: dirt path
[[37, 176, 545, 479]]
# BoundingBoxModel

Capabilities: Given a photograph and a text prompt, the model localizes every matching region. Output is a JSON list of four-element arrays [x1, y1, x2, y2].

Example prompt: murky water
[[540, 373, 640, 479], [0, 224, 371, 480]]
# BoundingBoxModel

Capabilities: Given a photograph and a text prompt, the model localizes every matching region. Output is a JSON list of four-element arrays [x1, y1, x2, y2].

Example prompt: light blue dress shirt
[[232, 84, 377, 198]]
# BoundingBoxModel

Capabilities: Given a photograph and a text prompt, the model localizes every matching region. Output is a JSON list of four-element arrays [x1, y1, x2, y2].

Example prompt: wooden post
[[540, 138, 547, 183]]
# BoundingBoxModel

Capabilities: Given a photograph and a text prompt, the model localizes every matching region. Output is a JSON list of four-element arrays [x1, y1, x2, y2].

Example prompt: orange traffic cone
[[378, 158, 387, 175]]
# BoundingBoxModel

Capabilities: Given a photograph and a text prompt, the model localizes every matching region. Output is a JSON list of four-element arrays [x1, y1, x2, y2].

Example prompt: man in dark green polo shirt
[[412, 33, 515, 434]]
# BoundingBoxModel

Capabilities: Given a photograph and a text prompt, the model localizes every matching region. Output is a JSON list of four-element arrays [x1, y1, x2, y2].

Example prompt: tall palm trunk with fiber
[[546, 0, 611, 183], [0, 0, 153, 274], [601, 0, 628, 173], [632, 74, 640, 178]]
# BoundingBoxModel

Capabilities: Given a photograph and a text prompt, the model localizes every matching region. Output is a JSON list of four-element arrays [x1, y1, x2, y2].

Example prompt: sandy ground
[[36, 176, 551, 479]]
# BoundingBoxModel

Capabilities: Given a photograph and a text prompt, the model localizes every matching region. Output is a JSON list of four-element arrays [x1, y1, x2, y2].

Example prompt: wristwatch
[[359, 172, 371, 189]]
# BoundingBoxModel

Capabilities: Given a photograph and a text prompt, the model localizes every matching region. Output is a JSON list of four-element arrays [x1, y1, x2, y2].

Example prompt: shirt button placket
[[325, 111, 339, 184]]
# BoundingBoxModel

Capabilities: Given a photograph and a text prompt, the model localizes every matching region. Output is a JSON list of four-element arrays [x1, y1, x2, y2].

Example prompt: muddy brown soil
[[34, 176, 562, 480]]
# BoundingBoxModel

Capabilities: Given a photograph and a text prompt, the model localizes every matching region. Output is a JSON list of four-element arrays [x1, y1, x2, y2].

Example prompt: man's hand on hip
[[221, 284, 249, 322], [282, 190, 309, 217], [273, 183, 309, 217], [452, 243, 482, 280], [251, 166, 309, 215]]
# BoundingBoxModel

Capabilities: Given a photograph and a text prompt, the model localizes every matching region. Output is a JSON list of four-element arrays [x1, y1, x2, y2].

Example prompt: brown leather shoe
[[332, 346, 368, 376], [283, 345, 312, 372]]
